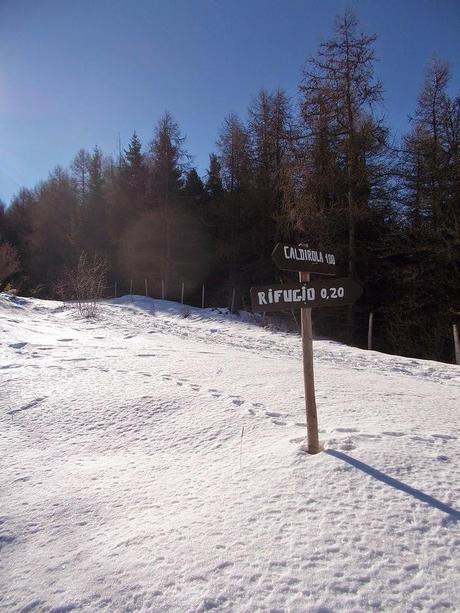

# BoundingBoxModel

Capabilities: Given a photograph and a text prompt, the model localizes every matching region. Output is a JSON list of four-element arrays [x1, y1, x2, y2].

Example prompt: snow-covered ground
[[1, 294, 459, 613]]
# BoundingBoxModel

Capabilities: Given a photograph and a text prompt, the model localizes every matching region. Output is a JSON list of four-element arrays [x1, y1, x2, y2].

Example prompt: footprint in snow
[[8, 397, 47, 416], [232, 399, 244, 406], [382, 431, 406, 437], [431, 433, 456, 441], [8, 341, 27, 349], [340, 439, 356, 451]]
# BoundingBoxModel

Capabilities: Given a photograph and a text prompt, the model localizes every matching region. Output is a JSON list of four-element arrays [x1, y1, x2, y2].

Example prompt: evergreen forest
[[1, 13, 459, 363]]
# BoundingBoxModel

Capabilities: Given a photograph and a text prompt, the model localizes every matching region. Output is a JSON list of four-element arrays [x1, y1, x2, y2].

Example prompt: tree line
[[1, 12, 459, 363]]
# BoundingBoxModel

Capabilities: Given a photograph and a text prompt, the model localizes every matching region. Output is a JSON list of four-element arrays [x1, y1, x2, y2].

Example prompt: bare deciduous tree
[[0, 242, 21, 289]]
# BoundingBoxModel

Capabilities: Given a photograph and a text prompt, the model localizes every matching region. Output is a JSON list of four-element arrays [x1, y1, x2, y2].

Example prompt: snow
[[1, 293, 459, 612]]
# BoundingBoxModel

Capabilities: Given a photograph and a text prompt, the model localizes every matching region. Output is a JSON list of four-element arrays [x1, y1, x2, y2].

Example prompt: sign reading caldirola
[[250, 278, 362, 313], [272, 243, 337, 275]]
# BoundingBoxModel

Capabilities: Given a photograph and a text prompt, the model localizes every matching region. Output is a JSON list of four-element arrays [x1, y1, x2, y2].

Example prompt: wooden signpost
[[251, 243, 362, 454]]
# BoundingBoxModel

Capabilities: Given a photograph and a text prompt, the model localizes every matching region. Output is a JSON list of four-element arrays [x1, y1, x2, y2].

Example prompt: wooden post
[[161, 279, 165, 300], [201, 283, 205, 309], [453, 324, 460, 365], [145, 278, 148, 297], [181, 281, 185, 305], [368, 312, 374, 351], [130, 278, 133, 302], [230, 287, 236, 314], [299, 271, 320, 454], [114, 281, 117, 298]]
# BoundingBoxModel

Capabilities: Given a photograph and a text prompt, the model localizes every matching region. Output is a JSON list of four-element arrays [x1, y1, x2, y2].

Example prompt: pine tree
[[79, 146, 108, 257], [205, 154, 224, 201], [123, 131, 147, 214], [146, 112, 188, 295], [183, 168, 205, 208]]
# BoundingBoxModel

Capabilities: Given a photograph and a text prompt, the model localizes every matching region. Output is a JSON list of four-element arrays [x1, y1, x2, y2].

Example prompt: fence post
[[145, 278, 148, 297], [368, 312, 374, 351], [201, 283, 205, 309], [161, 279, 165, 300], [453, 324, 460, 365], [181, 281, 185, 305], [114, 281, 117, 298], [130, 278, 133, 302], [230, 287, 236, 314]]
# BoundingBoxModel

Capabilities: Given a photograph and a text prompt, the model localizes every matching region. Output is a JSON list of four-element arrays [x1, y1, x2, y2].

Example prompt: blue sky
[[1, 0, 459, 204]]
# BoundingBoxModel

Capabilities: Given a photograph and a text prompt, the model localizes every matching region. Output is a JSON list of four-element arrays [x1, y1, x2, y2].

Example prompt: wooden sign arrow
[[272, 243, 337, 275], [250, 277, 362, 313]]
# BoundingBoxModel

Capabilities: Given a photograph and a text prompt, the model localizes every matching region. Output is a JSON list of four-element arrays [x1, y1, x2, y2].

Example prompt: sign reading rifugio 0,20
[[250, 278, 362, 313], [271, 243, 337, 275]]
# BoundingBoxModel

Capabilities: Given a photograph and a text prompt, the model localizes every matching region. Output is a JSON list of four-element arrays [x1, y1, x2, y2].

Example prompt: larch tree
[[28, 167, 79, 292], [388, 58, 460, 361], [216, 113, 252, 290], [248, 88, 292, 281], [297, 10, 388, 341], [71, 149, 91, 207]]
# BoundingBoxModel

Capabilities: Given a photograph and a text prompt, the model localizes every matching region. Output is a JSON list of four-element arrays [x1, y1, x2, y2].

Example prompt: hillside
[[1, 294, 459, 612]]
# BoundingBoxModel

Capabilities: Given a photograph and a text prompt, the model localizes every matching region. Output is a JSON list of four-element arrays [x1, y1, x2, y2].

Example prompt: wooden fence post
[[368, 312, 374, 351], [201, 283, 205, 309], [181, 281, 185, 305], [230, 287, 236, 314], [453, 324, 460, 365]]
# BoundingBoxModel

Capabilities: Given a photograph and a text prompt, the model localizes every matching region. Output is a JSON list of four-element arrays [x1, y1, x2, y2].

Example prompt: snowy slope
[[1, 294, 459, 613]]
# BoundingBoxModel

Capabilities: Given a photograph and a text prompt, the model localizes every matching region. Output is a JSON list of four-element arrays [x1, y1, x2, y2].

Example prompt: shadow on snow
[[326, 449, 459, 521]]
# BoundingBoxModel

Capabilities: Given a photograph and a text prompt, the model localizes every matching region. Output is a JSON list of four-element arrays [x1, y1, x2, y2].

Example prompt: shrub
[[55, 252, 107, 318]]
